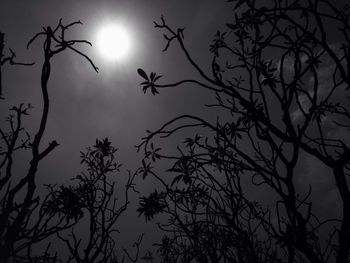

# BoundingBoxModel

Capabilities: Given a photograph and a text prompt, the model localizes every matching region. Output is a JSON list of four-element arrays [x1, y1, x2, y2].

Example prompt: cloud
[[291, 44, 346, 119], [289, 43, 349, 220], [295, 153, 342, 220]]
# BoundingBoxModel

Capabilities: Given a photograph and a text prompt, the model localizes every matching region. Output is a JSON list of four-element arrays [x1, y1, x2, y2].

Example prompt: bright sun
[[96, 24, 131, 61]]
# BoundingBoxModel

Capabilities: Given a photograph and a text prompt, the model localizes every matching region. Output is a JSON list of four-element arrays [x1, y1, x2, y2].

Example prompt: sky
[[0, 0, 234, 180], [0, 0, 236, 256], [1, 0, 349, 260]]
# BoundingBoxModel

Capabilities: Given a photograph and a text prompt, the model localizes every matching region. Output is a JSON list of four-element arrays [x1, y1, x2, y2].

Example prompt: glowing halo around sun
[[96, 24, 131, 61]]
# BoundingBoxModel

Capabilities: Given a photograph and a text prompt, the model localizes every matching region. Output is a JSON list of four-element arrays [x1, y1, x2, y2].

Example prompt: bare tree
[[137, 1, 350, 262], [0, 20, 97, 261]]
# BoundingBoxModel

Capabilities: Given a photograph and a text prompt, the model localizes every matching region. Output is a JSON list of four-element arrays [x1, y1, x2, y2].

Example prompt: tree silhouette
[[0, 20, 98, 261], [45, 138, 138, 262], [1, 19, 149, 263], [137, 1, 350, 262]]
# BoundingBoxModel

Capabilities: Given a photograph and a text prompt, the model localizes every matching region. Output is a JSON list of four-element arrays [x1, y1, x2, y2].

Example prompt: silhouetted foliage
[[137, 190, 166, 222], [0, 20, 97, 261], [0, 18, 146, 263], [47, 138, 138, 262], [137, 1, 350, 262]]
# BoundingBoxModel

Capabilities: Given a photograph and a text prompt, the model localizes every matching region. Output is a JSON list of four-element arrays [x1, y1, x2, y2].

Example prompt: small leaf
[[137, 68, 149, 81], [150, 72, 156, 81], [153, 75, 162, 82], [151, 86, 159, 95]]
